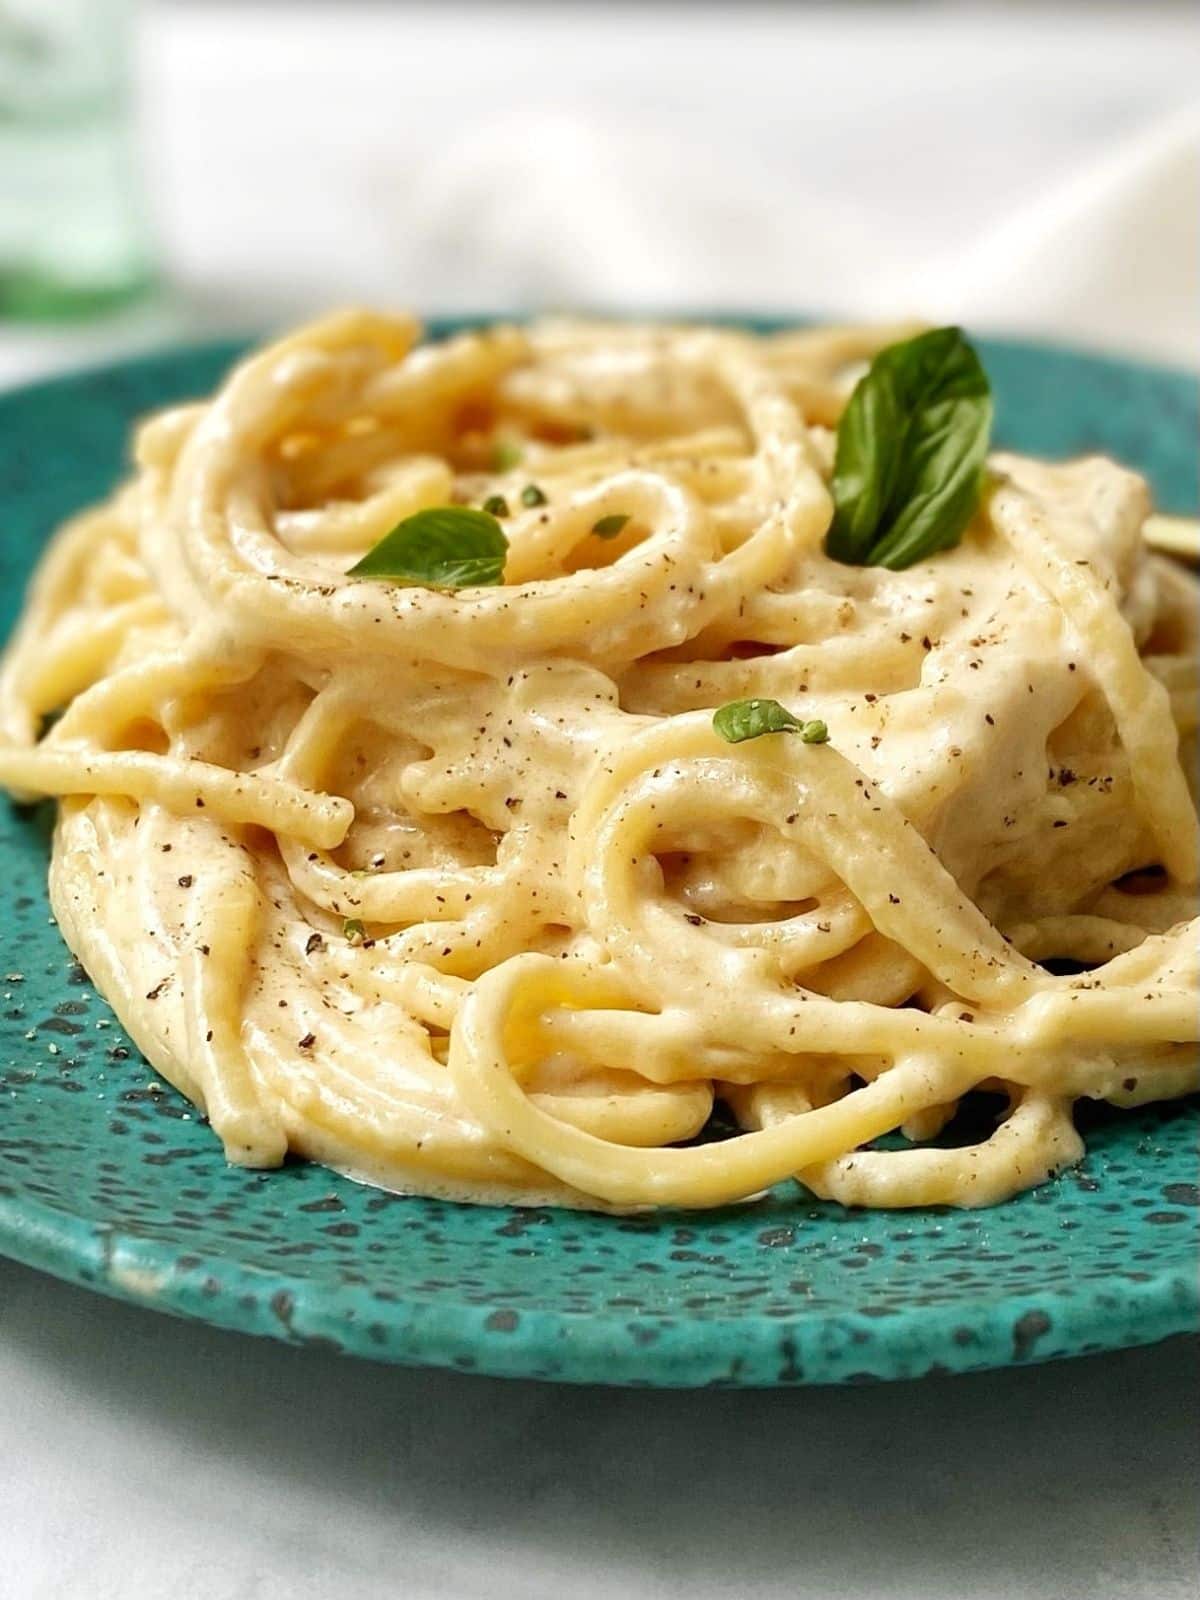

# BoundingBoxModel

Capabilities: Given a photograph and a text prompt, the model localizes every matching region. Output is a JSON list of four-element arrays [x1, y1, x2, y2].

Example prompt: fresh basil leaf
[[492, 439, 523, 472], [826, 326, 992, 571], [347, 507, 507, 588], [482, 494, 510, 518], [592, 513, 630, 539], [713, 698, 828, 745]]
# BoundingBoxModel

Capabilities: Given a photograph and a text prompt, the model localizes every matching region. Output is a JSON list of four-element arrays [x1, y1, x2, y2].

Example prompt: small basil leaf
[[592, 513, 630, 539], [520, 483, 548, 507], [348, 507, 507, 588], [826, 326, 992, 571], [492, 440, 523, 472], [713, 698, 826, 744]]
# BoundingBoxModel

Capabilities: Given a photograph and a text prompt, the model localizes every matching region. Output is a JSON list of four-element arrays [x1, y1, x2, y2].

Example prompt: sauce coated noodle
[[0, 312, 1195, 1210]]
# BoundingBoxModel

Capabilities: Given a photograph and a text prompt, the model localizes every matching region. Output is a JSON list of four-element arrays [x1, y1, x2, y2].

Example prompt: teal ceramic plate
[[0, 322, 1196, 1386]]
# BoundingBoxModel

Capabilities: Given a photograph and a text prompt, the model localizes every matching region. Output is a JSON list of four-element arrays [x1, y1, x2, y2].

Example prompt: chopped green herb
[[482, 494, 510, 518], [343, 917, 365, 944], [826, 326, 992, 571], [347, 506, 507, 589], [592, 513, 631, 539], [713, 698, 830, 745], [492, 439, 523, 473], [520, 483, 548, 508]]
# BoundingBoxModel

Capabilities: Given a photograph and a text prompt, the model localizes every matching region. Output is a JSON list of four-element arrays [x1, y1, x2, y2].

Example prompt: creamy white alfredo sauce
[[0, 313, 1195, 1211]]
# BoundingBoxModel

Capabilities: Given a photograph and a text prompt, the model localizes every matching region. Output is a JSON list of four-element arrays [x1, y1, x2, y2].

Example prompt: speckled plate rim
[[0, 321, 1196, 1388], [2, 1184, 1197, 1386], [0, 1190, 1196, 1388]]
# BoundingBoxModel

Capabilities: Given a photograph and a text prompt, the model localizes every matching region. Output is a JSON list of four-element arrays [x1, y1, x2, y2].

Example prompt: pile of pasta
[[0, 311, 1196, 1210]]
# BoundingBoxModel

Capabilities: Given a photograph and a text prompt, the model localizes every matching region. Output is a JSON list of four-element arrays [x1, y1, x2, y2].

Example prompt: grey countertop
[[2, 1257, 1196, 1600]]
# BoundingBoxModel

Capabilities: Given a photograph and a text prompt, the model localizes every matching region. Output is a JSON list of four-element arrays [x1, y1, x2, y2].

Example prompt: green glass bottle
[[0, 0, 156, 320]]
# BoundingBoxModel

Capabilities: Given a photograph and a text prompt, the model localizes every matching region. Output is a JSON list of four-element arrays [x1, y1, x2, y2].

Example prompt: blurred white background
[[1, 0, 1198, 387]]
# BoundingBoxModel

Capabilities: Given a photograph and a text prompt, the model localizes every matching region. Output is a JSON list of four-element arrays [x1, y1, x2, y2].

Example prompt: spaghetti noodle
[[0, 312, 1195, 1210]]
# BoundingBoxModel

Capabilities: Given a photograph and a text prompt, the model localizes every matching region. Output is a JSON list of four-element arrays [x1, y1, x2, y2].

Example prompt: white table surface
[[2, 5, 1198, 1597], [3, 1258, 1197, 1600]]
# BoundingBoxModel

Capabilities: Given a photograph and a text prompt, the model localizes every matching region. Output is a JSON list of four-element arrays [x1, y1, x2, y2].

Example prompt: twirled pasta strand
[[0, 312, 1194, 1211]]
